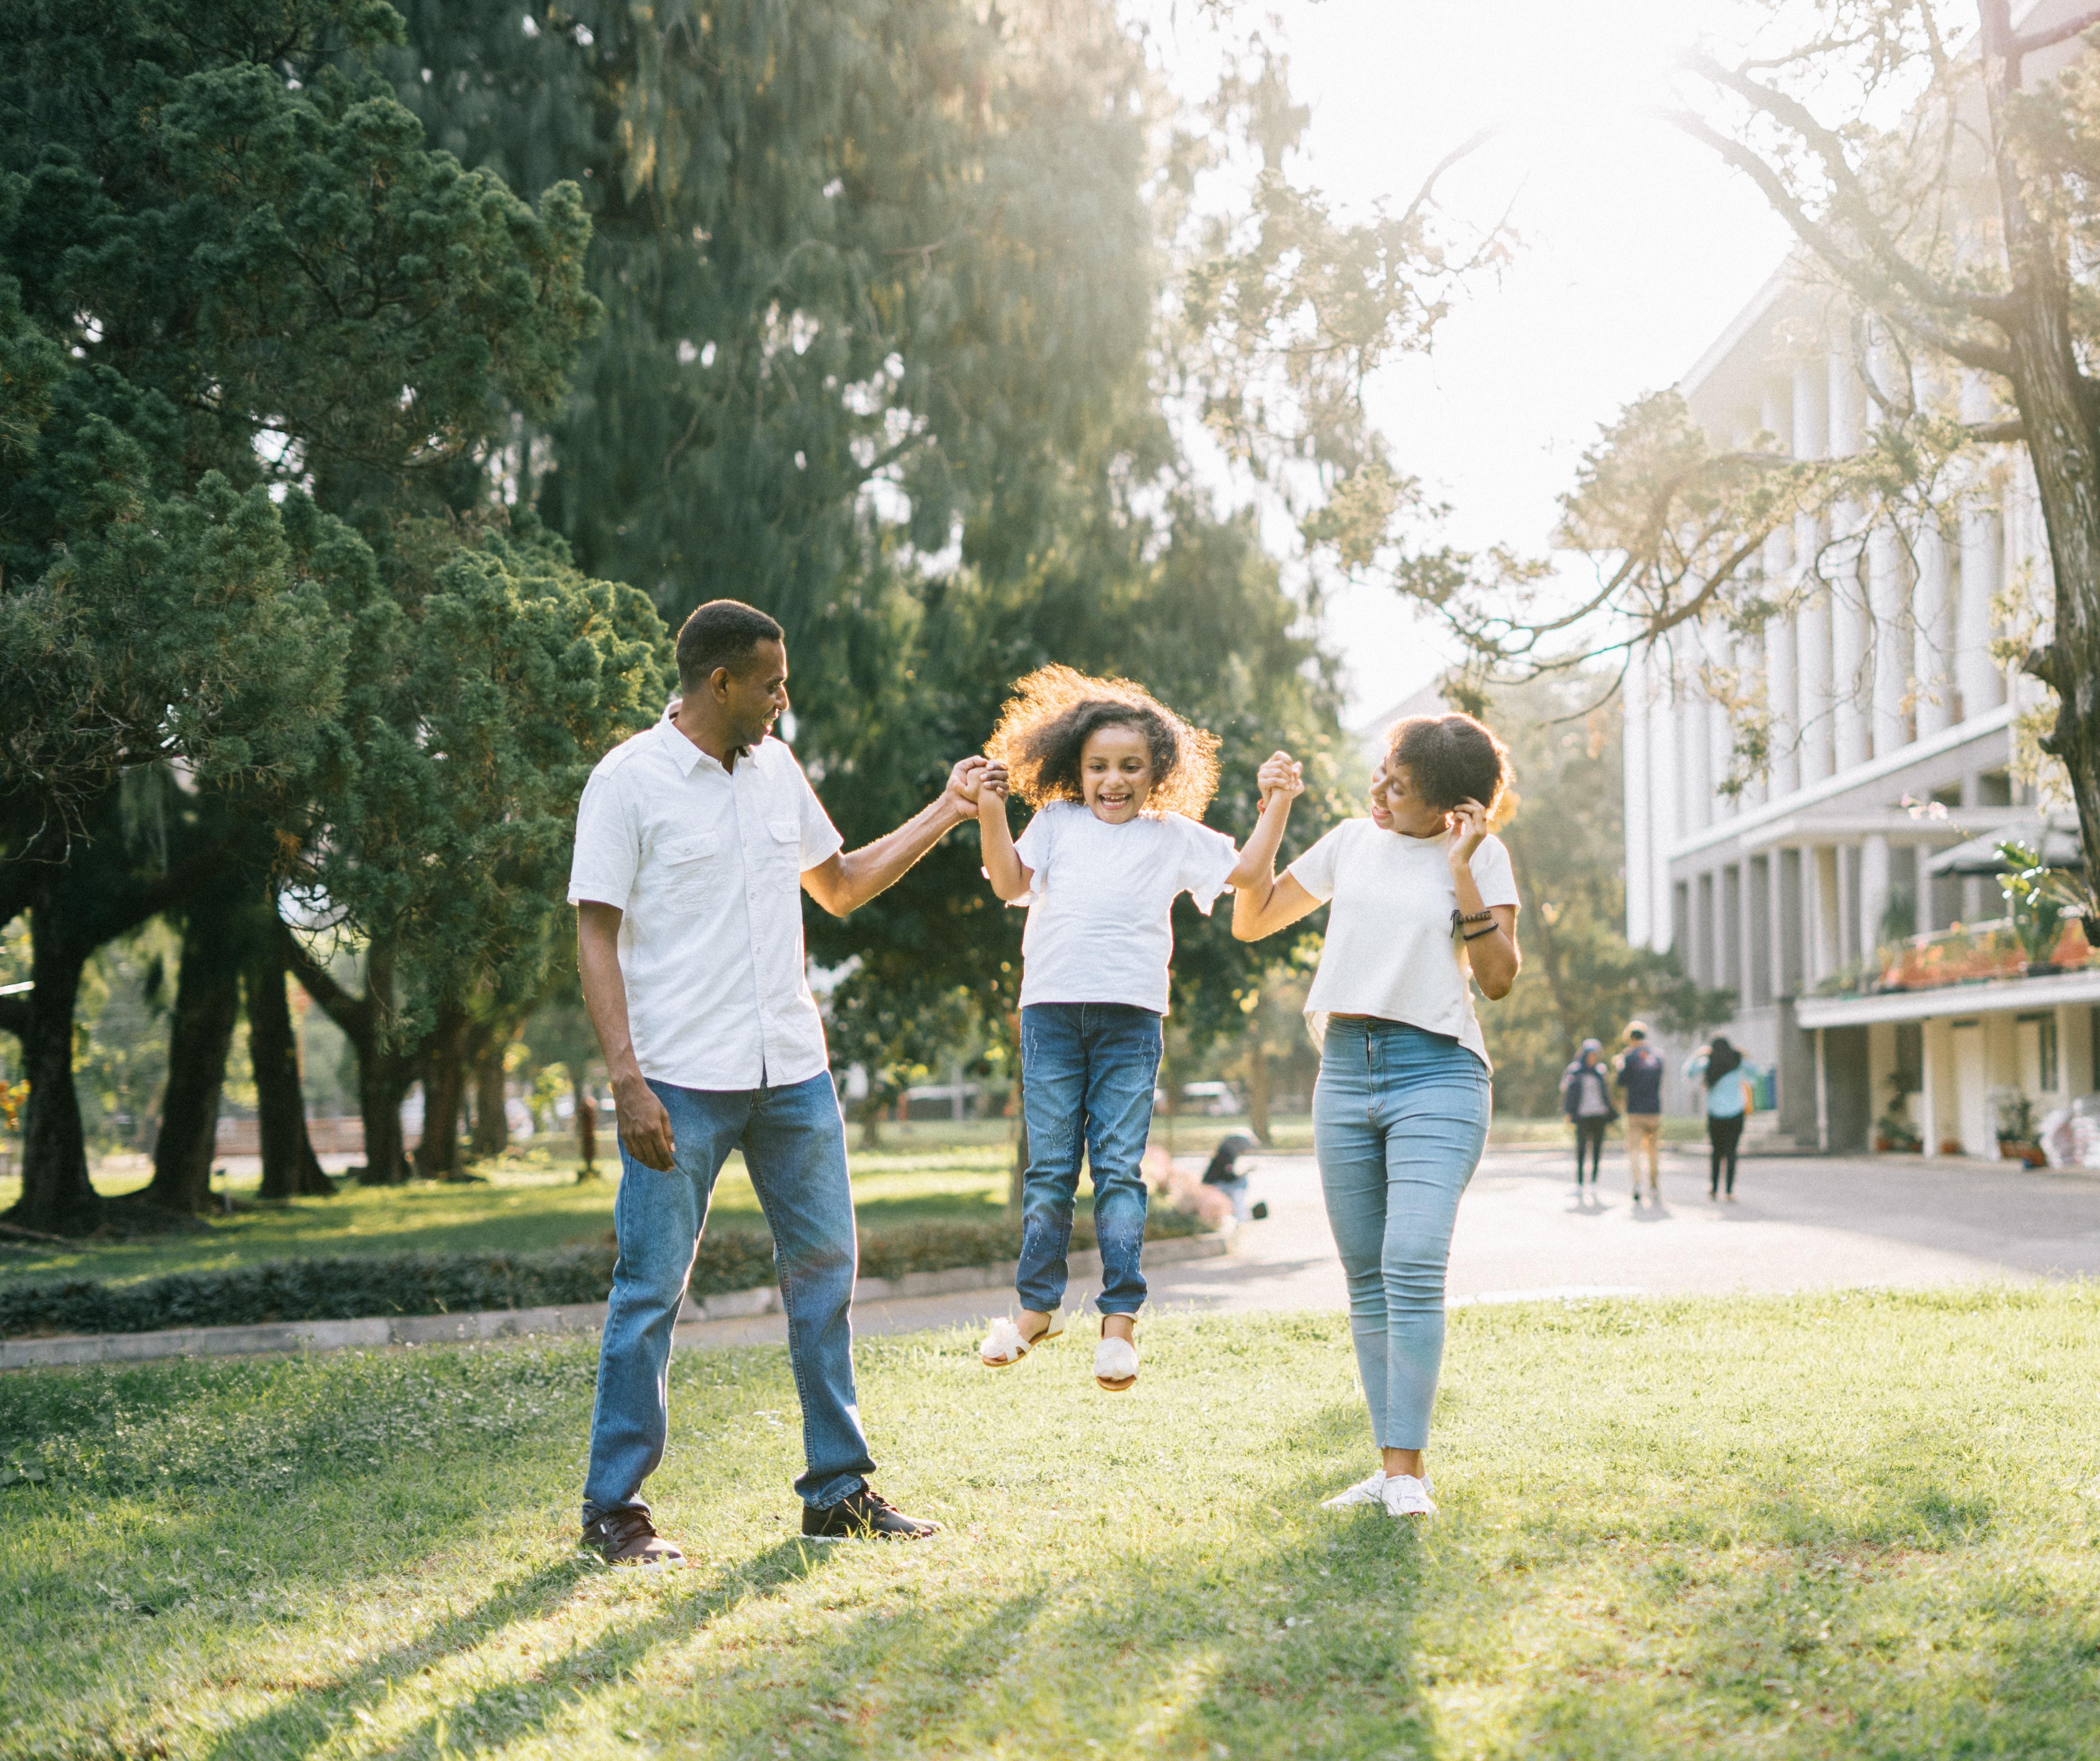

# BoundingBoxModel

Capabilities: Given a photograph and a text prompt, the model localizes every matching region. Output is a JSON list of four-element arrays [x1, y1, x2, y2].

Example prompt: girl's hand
[[1257, 751, 1303, 809], [979, 759, 1010, 803], [1446, 797, 1489, 867]]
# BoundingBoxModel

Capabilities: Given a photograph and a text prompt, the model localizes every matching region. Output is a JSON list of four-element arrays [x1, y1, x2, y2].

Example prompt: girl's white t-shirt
[[1286, 817, 1521, 1069], [1011, 801, 1240, 1013]]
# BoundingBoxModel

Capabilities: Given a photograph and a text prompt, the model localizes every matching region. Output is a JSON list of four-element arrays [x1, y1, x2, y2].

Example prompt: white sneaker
[[1320, 1470, 1387, 1510], [1093, 1334, 1139, 1391], [1381, 1474, 1438, 1519]]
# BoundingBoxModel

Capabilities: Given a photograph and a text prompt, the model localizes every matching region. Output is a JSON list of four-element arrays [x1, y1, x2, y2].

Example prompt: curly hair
[[1386, 713, 1513, 817], [984, 665, 1221, 819]]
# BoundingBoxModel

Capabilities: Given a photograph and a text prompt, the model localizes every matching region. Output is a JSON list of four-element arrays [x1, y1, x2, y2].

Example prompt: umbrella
[[1925, 817, 2086, 876]]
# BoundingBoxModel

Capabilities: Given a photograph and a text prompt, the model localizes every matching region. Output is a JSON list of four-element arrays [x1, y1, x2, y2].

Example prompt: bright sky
[[1145, 0, 1801, 724]]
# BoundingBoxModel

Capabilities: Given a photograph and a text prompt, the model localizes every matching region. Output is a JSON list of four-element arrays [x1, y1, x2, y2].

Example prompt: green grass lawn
[[0, 1146, 1014, 1286], [4, 1287, 2097, 1758]]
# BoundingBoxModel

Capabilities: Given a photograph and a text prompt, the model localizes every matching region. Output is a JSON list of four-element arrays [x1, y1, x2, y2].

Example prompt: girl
[[1685, 1035, 1759, 1201], [1232, 712, 1520, 1519], [973, 666, 1301, 1392]]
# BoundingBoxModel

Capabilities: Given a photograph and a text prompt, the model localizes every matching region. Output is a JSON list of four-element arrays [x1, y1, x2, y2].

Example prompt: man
[[1614, 1020, 1666, 1205], [569, 598, 987, 1563]]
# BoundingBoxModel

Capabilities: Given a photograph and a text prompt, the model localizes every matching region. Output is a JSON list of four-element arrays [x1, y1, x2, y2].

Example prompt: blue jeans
[[1016, 1003, 1161, 1316], [582, 1072, 873, 1518], [1313, 1017, 1491, 1452]]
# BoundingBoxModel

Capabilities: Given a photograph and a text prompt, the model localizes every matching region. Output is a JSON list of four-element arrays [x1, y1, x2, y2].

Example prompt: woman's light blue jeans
[[582, 1072, 874, 1520], [1313, 1017, 1491, 1452], [1016, 1002, 1162, 1316]]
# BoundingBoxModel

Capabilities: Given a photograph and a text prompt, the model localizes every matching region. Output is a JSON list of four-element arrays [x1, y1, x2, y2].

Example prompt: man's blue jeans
[[1313, 1017, 1491, 1452], [581, 1072, 872, 1519], [1016, 1002, 1161, 1317]]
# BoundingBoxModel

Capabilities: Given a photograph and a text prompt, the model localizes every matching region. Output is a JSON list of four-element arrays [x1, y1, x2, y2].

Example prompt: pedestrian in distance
[[1232, 711, 1521, 1521], [1560, 1039, 1615, 1195], [1613, 1020, 1666, 1205], [972, 665, 1302, 1393], [1203, 1130, 1263, 1223], [569, 598, 988, 1564], [1684, 1035, 1759, 1201]]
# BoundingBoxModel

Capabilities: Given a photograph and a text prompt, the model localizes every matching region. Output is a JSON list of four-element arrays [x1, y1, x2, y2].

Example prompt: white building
[[1626, 262, 2093, 1157]]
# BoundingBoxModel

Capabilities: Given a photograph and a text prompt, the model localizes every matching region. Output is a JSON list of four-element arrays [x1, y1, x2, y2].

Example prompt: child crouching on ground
[[973, 665, 1302, 1392]]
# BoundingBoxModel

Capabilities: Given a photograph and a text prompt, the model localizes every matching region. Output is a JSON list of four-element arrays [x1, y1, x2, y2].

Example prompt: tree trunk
[[357, 1051, 413, 1186], [413, 1008, 470, 1179], [141, 891, 242, 1213], [1007, 1072, 1029, 1216], [1244, 1030, 1272, 1145], [284, 930, 413, 1185], [5, 873, 100, 1235], [1982, 9, 2100, 888], [573, 1065, 599, 1179], [860, 1092, 886, 1150], [245, 924, 333, 1200], [470, 1036, 509, 1160]]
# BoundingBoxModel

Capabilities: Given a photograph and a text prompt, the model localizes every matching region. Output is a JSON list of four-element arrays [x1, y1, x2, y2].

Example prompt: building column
[[1868, 523, 1911, 758], [1624, 650, 1654, 948], [1811, 845, 1842, 984], [1860, 833, 1891, 969], [1760, 380, 1800, 797], [1918, 1017, 1943, 1157], [1793, 361, 1836, 783], [1829, 350, 1873, 771], [1956, 371, 2007, 723], [1913, 515, 1954, 740], [1648, 671, 1679, 954]]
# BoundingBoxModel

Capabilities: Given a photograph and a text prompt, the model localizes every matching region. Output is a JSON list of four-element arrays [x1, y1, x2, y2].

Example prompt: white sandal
[[979, 1312, 1063, 1367], [1093, 1331, 1139, 1392]]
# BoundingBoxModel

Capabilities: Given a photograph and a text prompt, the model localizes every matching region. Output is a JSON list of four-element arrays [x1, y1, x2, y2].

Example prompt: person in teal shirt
[[1683, 1035, 1760, 1200]]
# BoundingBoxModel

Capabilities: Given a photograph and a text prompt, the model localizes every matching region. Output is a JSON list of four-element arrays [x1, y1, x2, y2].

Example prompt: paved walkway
[[679, 1146, 2100, 1350]]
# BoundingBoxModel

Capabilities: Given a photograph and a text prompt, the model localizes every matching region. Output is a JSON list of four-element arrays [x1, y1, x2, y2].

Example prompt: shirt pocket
[[655, 832, 724, 906], [764, 818, 804, 873]]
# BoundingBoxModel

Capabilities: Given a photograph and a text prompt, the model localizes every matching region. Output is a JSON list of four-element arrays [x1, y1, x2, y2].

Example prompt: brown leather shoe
[[581, 1508, 686, 1566], [801, 1486, 938, 1541]]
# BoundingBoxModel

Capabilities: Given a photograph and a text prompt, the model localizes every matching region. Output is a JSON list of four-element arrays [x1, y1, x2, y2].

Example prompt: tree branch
[[1678, 51, 2006, 328], [1965, 416, 2026, 443], [281, 921, 372, 1043], [1661, 108, 2016, 377], [2011, 8, 2100, 58]]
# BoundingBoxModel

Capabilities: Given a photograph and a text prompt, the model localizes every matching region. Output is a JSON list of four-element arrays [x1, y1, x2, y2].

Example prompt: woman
[[1684, 1035, 1757, 1200], [1233, 712, 1520, 1520], [1558, 1038, 1616, 1194]]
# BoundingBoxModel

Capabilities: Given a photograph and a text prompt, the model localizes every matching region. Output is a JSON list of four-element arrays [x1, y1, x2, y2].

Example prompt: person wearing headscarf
[[1683, 1035, 1760, 1200]]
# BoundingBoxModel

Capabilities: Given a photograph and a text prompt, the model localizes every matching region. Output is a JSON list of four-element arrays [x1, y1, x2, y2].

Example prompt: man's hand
[[1256, 750, 1304, 810], [942, 755, 992, 819], [612, 1074, 675, 1172]]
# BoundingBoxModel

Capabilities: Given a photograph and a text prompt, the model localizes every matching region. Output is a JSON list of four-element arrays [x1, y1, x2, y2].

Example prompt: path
[[677, 1145, 2100, 1350]]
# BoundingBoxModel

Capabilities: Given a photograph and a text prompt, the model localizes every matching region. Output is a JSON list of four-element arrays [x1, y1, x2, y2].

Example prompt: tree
[[1463, 676, 1736, 1115], [0, 0, 604, 1229], [1353, 6, 2100, 880]]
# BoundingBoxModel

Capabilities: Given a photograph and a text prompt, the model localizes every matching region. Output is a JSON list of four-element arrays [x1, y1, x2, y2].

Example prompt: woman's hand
[[978, 759, 1010, 803], [1445, 796, 1489, 869], [1256, 750, 1303, 810]]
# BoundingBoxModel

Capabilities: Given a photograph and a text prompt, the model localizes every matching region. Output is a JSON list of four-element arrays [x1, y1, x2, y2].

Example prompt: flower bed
[[1870, 919, 2096, 993]]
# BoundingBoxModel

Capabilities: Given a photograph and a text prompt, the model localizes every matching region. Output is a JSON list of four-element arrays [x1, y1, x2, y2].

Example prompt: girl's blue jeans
[[1016, 1002, 1162, 1317], [1313, 1017, 1491, 1452], [582, 1072, 873, 1521]]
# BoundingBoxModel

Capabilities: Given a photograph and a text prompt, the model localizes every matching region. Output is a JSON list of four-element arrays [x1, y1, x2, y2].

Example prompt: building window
[[1895, 1020, 1923, 1093], [2016, 1011, 2059, 1093], [1976, 769, 2014, 808]]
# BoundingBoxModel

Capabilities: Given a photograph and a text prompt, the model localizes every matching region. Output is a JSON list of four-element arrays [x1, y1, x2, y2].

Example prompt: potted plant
[[1998, 841, 2072, 976], [1993, 1086, 2046, 1166], [1874, 1073, 1922, 1153]]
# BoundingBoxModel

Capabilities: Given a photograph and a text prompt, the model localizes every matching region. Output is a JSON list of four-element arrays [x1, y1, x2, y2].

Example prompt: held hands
[[1445, 797, 1489, 868], [942, 755, 995, 819], [1256, 750, 1303, 811]]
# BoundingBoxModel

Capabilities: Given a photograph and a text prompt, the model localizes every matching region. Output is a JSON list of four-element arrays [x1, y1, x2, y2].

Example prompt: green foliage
[[1476, 674, 1734, 1113], [1996, 840, 2074, 966], [0, 1208, 1198, 1337]]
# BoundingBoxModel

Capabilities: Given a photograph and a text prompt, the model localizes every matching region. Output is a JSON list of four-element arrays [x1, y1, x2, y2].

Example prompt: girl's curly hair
[[985, 666, 1220, 819], [1385, 712, 1513, 818]]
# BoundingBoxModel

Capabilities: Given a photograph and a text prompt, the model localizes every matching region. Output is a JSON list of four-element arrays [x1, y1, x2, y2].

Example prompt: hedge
[[0, 1209, 1203, 1340]]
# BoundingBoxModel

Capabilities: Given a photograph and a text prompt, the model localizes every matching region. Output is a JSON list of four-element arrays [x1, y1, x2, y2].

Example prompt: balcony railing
[[1815, 917, 2097, 998]]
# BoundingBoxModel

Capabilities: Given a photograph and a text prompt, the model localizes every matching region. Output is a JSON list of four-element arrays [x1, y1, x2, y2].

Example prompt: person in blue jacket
[[1559, 1038, 1616, 1192], [1684, 1035, 1760, 1200]]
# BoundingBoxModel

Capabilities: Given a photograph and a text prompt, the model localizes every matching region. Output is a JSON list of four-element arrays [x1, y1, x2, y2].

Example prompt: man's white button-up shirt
[[567, 718, 845, 1091]]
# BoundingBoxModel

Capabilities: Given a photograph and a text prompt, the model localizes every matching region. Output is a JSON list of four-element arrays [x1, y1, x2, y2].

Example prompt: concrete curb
[[0, 1231, 1233, 1372]]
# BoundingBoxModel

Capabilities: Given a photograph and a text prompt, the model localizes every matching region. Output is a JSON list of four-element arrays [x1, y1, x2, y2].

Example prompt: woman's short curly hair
[[1386, 713, 1513, 817], [985, 665, 1220, 819]]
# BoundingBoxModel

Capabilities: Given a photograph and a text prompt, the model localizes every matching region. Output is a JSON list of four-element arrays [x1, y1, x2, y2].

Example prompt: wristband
[[1450, 908, 1493, 934], [1462, 923, 1500, 943]]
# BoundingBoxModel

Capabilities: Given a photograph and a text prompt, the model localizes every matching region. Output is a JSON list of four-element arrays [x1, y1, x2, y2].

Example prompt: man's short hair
[[1625, 1020, 1650, 1041], [676, 600, 783, 694]]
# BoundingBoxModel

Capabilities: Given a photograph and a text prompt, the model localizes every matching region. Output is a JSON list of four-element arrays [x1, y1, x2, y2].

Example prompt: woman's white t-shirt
[[1011, 801, 1240, 1014], [1286, 817, 1520, 1069]]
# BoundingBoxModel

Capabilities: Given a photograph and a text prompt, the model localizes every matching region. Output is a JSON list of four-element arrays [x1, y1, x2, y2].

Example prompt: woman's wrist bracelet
[[1450, 908, 1493, 933], [1462, 923, 1500, 943]]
